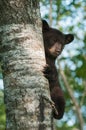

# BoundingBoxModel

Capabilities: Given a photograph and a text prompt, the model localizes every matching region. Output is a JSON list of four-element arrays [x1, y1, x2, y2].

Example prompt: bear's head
[[42, 20, 74, 59]]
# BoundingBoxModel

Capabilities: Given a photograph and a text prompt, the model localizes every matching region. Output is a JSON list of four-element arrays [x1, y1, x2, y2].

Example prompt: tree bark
[[0, 0, 53, 130]]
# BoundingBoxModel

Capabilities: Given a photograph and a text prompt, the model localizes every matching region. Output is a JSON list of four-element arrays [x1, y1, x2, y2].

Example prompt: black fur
[[42, 20, 74, 119]]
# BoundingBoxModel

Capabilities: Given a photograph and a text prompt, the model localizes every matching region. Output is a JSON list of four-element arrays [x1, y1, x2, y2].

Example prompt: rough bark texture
[[0, 0, 53, 130], [0, 0, 40, 25]]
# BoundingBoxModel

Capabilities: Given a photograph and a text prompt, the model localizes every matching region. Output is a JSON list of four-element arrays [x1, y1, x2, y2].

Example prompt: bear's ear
[[65, 34, 74, 44], [42, 20, 50, 32]]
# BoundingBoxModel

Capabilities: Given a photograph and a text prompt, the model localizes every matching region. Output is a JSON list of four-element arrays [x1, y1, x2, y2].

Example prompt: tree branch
[[80, 80, 86, 106], [58, 63, 84, 130]]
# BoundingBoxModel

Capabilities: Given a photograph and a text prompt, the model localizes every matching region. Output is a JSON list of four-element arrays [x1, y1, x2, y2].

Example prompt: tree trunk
[[0, 0, 53, 130]]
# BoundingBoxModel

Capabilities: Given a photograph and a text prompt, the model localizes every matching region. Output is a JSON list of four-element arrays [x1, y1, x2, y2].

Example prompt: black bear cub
[[42, 20, 74, 119]]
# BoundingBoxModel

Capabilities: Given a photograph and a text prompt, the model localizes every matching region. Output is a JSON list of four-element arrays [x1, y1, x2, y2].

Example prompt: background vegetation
[[40, 0, 86, 130], [0, 0, 86, 130]]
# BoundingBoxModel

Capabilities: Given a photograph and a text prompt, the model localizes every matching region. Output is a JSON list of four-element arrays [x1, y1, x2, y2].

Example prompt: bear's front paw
[[51, 101, 58, 116], [42, 64, 51, 76]]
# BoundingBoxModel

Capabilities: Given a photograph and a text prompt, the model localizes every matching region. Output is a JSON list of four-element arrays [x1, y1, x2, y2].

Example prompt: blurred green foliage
[[40, 0, 86, 130], [0, 90, 6, 130]]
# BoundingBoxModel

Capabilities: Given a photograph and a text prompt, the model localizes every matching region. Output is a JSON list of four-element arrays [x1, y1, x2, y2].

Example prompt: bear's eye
[[53, 39, 57, 43], [49, 38, 58, 46], [50, 39, 57, 45]]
